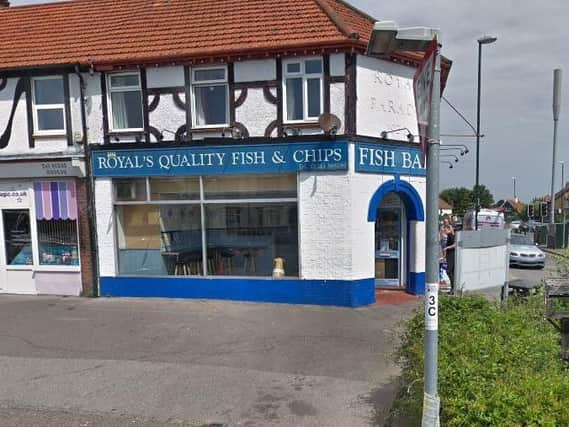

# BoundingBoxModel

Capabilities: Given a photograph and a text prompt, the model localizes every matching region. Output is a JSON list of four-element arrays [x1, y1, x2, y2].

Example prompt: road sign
[[413, 38, 438, 160]]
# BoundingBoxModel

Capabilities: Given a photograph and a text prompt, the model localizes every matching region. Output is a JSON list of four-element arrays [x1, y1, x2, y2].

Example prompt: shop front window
[[114, 174, 299, 277], [34, 182, 79, 266]]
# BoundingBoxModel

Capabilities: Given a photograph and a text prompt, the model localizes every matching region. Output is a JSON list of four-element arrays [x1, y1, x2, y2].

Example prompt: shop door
[[0, 209, 36, 294], [375, 208, 402, 287]]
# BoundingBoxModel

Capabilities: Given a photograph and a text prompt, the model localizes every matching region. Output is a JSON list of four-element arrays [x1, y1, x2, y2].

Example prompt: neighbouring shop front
[[92, 138, 426, 306], [0, 159, 89, 296]]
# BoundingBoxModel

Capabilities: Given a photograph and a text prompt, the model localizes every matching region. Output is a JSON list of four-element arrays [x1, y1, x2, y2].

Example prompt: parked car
[[509, 220, 522, 230], [509, 234, 545, 268]]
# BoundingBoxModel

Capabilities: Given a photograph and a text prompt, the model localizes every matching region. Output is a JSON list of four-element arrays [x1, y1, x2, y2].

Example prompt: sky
[[10, 0, 569, 203]]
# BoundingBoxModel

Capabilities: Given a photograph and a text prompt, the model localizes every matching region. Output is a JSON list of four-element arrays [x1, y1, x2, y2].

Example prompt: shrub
[[389, 295, 569, 426]]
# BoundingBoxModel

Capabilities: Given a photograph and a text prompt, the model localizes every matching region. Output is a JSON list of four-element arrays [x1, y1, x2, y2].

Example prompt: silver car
[[509, 234, 545, 268]]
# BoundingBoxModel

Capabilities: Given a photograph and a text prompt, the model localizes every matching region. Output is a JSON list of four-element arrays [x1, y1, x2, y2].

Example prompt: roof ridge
[[328, 0, 376, 24], [312, 0, 360, 40]]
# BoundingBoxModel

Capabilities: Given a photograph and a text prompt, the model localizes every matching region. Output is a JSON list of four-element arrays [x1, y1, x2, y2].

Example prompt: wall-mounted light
[[380, 127, 415, 143]]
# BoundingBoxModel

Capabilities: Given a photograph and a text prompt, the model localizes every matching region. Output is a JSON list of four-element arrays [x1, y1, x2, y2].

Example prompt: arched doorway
[[368, 179, 425, 294]]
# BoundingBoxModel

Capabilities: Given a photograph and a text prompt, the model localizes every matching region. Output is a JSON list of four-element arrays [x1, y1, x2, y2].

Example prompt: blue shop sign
[[355, 142, 426, 176], [92, 142, 348, 177]]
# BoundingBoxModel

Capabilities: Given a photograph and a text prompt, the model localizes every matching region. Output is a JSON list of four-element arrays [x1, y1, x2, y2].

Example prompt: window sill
[[192, 125, 230, 132], [33, 132, 67, 139]]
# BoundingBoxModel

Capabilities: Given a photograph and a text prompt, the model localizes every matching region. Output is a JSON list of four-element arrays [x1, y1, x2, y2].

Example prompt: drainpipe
[[75, 65, 100, 297]]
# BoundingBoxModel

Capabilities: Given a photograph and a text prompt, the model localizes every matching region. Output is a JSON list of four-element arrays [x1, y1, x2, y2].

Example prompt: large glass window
[[114, 174, 298, 277], [192, 66, 229, 127], [107, 72, 144, 131], [283, 58, 323, 122], [3, 210, 33, 265], [32, 76, 66, 134]]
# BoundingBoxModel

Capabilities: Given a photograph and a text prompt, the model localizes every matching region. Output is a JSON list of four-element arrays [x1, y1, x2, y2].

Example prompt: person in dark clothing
[[443, 228, 456, 288]]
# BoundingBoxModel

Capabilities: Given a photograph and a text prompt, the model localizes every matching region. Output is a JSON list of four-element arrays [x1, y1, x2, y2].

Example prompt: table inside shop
[[161, 245, 267, 276]]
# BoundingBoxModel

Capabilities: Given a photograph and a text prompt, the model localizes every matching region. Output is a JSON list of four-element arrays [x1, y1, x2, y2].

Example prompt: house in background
[[439, 198, 453, 217], [0, 0, 450, 305], [493, 199, 525, 221]]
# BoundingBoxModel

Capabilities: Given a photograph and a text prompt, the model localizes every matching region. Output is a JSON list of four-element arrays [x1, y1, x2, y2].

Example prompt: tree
[[473, 184, 495, 208], [440, 187, 474, 216], [440, 185, 496, 217]]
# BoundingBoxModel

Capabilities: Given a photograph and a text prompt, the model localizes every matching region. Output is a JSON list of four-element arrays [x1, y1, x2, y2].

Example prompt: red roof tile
[[0, 0, 375, 71]]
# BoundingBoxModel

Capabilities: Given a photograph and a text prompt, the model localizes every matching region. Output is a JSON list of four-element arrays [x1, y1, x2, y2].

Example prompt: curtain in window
[[111, 92, 130, 129], [34, 181, 78, 221]]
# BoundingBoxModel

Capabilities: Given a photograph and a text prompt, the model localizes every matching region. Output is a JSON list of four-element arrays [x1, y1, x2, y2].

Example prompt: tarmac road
[[0, 295, 419, 427]]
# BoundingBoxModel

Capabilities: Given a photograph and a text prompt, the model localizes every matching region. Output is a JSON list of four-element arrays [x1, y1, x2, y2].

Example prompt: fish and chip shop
[[92, 138, 427, 307]]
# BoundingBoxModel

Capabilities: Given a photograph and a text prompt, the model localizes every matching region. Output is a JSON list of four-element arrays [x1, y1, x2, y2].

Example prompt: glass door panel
[[375, 208, 401, 287], [3, 209, 33, 266]]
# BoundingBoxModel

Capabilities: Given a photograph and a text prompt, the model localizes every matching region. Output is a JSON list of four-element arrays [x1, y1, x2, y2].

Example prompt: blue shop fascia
[[91, 135, 427, 307]]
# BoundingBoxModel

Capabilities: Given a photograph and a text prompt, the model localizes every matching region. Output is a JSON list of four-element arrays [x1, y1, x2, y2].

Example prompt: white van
[[463, 209, 505, 230]]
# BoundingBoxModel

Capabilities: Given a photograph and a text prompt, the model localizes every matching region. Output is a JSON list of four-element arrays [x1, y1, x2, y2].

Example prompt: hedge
[[388, 294, 569, 426]]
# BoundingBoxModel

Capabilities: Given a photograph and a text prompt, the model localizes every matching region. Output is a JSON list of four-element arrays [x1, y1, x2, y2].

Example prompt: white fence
[[454, 229, 510, 293]]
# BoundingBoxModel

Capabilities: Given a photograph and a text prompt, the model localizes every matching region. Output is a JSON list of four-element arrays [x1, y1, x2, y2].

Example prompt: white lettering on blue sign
[[91, 142, 349, 177], [355, 143, 426, 177]]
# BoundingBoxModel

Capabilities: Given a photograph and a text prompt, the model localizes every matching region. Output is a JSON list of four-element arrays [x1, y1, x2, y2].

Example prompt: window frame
[[31, 76, 66, 136], [282, 57, 324, 123], [190, 65, 230, 129], [106, 71, 145, 133], [112, 175, 300, 278]]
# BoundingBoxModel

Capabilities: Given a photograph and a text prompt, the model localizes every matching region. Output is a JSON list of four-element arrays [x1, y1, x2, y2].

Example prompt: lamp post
[[368, 21, 442, 426], [474, 35, 497, 230], [512, 176, 516, 201]]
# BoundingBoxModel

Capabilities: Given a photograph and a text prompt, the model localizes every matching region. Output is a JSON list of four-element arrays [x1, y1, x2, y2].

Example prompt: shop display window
[[114, 174, 299, 277], [37, 219, 79, 266], [34, 181, 80, 266]]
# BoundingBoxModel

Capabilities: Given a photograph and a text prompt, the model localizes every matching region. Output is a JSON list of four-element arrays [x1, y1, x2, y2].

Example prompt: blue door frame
[[368, 178, 425, 295]]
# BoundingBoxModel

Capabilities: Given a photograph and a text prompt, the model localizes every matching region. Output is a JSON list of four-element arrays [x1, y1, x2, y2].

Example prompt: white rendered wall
[[235, 87, 276, 137], [149, 93, 186, 142], [84, 73, 104, 144], [330, 82, 345, 134], [0, 78, 31, 155], [147, 66, 184, 88], [234, 59, 276, 82], [330, 53, 345, 77], [356, 55, 419, 142], [299, 143, 427, 281], [94, 178, 117, 277]]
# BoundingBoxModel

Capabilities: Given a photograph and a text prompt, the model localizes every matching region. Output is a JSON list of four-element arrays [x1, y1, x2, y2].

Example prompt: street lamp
[[368, 21, 442, 426], [474, 35, 497, 230]]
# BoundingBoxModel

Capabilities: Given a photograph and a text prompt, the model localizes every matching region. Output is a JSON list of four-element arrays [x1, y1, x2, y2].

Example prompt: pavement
[[0, 293, 420, 427]]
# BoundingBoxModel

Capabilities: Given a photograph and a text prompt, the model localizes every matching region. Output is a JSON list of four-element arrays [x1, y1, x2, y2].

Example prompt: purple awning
[[34, 181, 78, 221]]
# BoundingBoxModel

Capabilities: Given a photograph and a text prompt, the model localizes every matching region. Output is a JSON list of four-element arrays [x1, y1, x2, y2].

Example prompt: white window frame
[[107, 71, 144, 133], [191, 66, 229, 129], [282, 57, 324, 123], [32, 76, 66, 136]]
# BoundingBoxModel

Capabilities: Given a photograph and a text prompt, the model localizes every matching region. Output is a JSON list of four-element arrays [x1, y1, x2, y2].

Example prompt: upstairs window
[[283, 58, 323, 122], [107, 72, 144, 131], [192, 66, 229, 127], [32, 76, 66, 135]]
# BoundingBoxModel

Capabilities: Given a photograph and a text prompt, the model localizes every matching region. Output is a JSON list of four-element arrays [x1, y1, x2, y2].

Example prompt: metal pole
[[475, 42, 482, 230], [513, 177, 516, 200], [550, 120, 559, 225], [422, 42, 441, 427], [562, 162, 566, 248], [550, 69, 562, 225]]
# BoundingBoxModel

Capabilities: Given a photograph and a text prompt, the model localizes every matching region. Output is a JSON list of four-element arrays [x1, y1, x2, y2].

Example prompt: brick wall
[[76, 178, 95, 296]]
